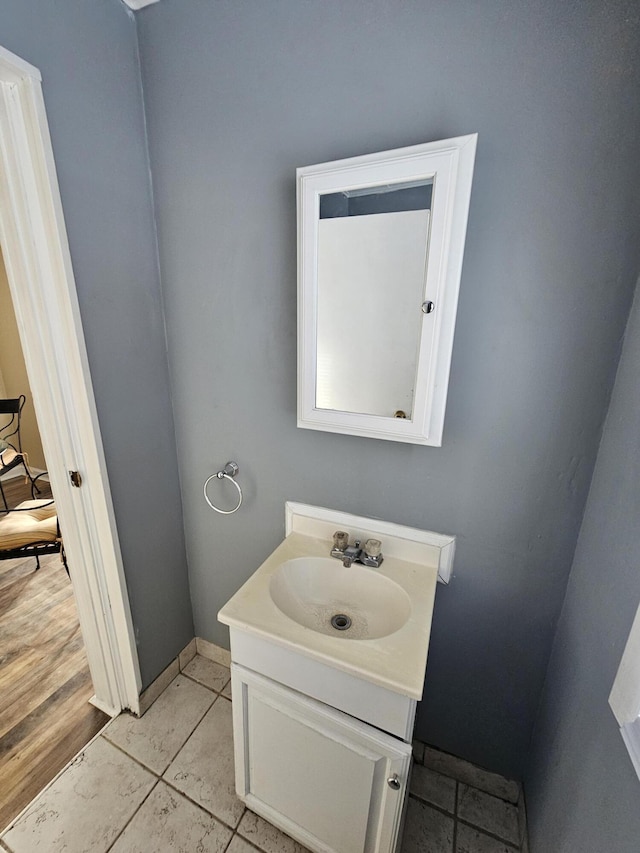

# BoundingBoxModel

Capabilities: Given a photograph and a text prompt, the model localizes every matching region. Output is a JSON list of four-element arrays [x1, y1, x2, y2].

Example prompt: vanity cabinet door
[[232, 664, 411, 853]]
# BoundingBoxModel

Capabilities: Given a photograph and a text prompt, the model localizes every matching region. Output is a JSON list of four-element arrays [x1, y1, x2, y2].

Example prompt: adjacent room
[[0, 249, 109, 828]]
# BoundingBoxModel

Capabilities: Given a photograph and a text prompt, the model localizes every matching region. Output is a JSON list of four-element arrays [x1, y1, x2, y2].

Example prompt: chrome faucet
[[330, 531, 384, 568], [340, 541, 362, 567]]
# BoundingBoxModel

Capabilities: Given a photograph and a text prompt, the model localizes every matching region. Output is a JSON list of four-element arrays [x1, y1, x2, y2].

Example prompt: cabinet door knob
[[387, 774, 401, 790]]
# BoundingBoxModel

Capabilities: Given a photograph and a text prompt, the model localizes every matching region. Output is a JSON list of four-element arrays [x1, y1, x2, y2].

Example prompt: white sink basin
[[269, 557, 412, 640], [218, 512, 444, 698]]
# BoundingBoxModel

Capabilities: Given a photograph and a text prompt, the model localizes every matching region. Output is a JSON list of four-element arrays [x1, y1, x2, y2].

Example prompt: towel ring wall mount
[[204, 461, 243, 515]]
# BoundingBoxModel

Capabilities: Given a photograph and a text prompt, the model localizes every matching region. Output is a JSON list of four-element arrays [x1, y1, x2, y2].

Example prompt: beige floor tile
[[238, 809, 310, 853], [401, 798, 454, 853], [183, 655, 231, 692], [104, 675, 215, 774], [227, 837, 257, 853], [410, 764, 456, 813], [424, 748, 520, 804], [222, 678, 232, 699], [2, 737, 155, 853], [456, 822, 518, 852], [457, 786, 519, 846], [110, 780, 232, 852], [163, 696, 245, 828]]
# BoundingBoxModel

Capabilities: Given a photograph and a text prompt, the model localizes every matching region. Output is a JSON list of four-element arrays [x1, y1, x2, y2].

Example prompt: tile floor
[[407, 743, 527, 853], [0, 654, 528, 853]]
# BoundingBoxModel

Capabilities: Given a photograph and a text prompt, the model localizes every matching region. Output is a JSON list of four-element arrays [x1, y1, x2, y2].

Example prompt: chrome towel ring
[[204, 461, 243, 515]]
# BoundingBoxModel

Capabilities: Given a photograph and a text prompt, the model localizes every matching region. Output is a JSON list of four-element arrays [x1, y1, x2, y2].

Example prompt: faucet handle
[[364, 538, 382, 558], [333, 531, 349, 551]]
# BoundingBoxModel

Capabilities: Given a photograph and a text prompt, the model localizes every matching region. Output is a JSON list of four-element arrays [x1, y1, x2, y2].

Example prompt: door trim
[[0, 45, 141, 715]]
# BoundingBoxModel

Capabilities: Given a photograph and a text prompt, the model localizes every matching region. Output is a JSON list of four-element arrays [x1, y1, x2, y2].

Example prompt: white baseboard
[[179, 637, 197, 670], [89, 694, 118, 718], [137, 657, 180, 716], [135, 637, 230, 716], [196, 637, 231, 668]]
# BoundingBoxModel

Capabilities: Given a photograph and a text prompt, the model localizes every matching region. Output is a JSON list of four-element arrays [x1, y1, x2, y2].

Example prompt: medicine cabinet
[[297, 134, 477, 445]]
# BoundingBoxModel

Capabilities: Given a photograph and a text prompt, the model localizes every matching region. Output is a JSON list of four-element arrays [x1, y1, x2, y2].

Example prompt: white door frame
[[0, 45, 141, 716]]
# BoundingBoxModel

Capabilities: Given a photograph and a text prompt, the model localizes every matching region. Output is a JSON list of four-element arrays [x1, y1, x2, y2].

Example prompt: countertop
[[218, 531, 439, 699]]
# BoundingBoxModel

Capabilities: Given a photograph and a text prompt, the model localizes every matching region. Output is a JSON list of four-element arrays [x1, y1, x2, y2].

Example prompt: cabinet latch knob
[[387, 774, 401, 790]]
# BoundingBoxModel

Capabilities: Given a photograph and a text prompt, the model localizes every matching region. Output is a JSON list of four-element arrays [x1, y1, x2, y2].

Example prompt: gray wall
[[1, 0, 193, 687], [525, 282, 640, 851], [137, 0, 640, 778]]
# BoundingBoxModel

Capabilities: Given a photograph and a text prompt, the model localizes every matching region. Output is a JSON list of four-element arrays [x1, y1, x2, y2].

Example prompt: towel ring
[[204, 461, 243, 515]]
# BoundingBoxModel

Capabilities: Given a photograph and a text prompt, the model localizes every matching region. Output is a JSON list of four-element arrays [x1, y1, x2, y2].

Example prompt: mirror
[[297, 134, 477, 446], [316, 180, 432, 418]]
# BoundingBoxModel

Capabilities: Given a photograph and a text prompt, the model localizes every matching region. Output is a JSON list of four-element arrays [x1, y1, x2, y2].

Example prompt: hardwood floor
[[0, 473, 53, 507], [0, 477, 109, 831]]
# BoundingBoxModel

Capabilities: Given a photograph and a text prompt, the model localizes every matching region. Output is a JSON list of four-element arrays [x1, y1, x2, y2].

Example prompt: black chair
[[0, 395, 41, 512]]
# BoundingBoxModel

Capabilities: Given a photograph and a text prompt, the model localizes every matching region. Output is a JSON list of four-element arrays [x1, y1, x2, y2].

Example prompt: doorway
[[0, 243, 112, 826], [0, 43, 141, 819]]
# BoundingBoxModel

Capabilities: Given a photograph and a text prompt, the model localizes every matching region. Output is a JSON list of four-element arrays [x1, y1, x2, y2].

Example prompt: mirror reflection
[[315, 179, 432, 418]]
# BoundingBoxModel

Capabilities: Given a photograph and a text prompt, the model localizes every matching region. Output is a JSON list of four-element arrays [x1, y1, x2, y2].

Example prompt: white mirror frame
[[297, 134, 477, 446]]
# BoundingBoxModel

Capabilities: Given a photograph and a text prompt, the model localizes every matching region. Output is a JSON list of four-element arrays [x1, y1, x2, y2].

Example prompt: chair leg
[[61, 545, 69, 577], [28, 467, 42, 499], [0, 479, 8, 512], [35, 553, 40, 571]]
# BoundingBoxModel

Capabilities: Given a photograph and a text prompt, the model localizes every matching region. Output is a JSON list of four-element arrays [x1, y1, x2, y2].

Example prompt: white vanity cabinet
[[231, 663, 412, 853], [217, 506, 449, 853]]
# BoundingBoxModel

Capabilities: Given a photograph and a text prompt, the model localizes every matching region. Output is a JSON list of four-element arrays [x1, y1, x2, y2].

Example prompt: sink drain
[[330, 613, 352, 631]]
